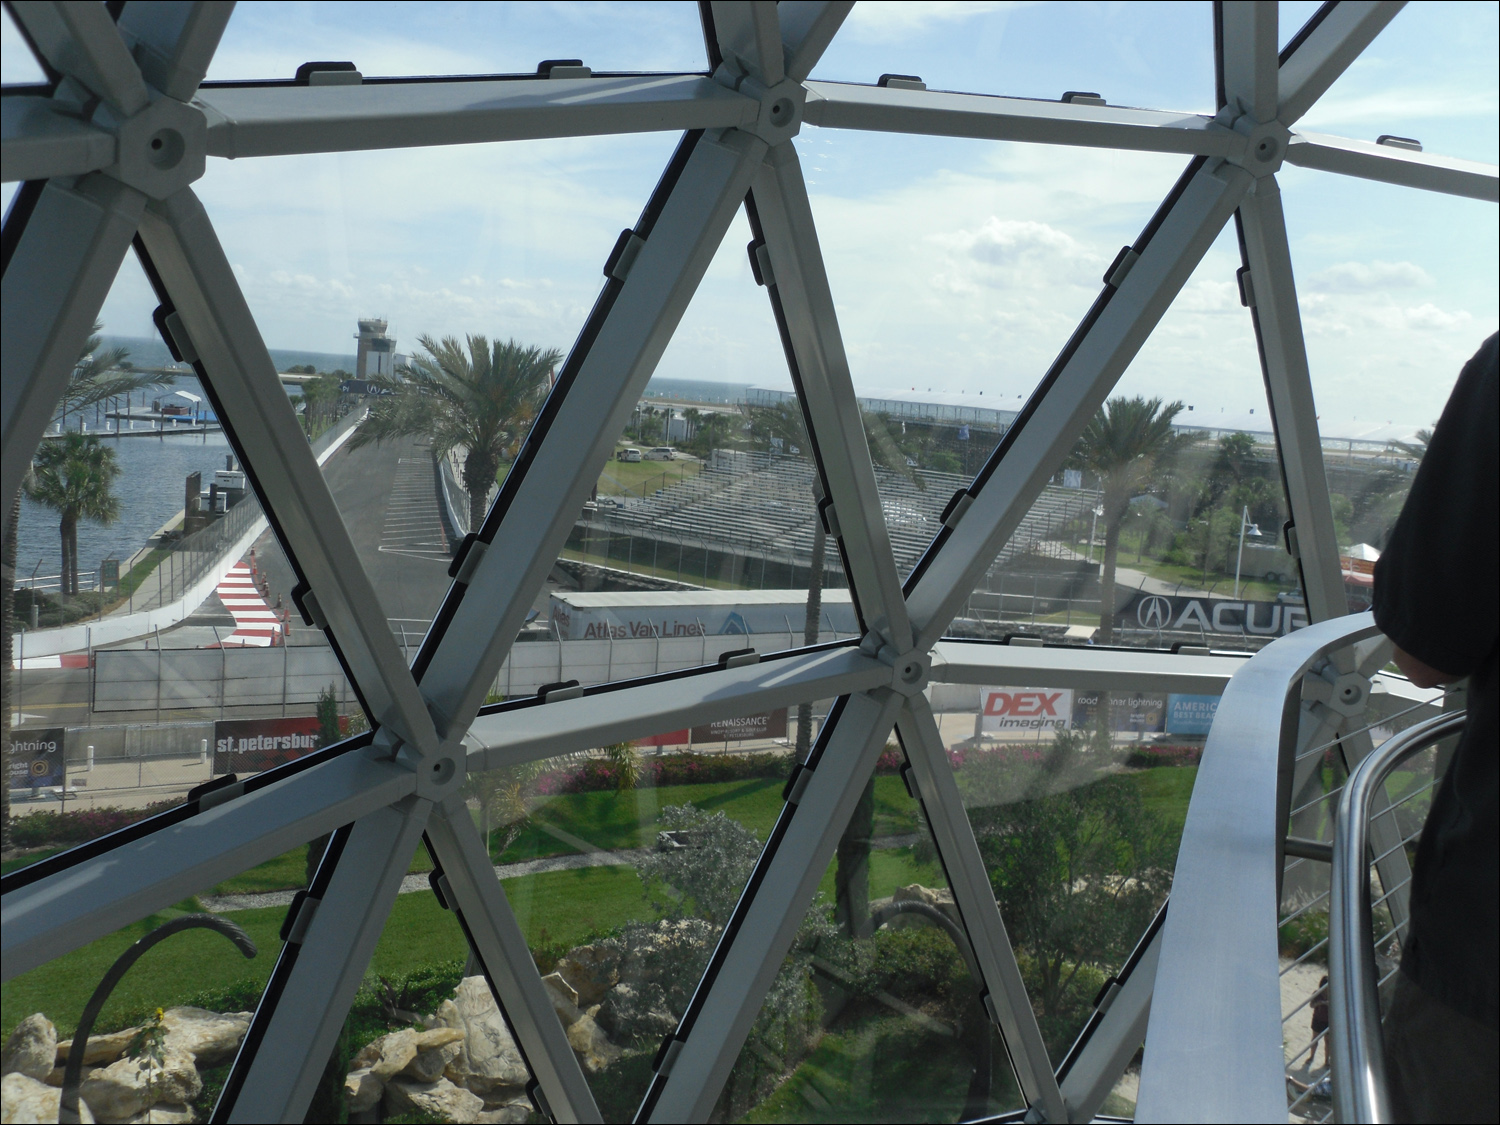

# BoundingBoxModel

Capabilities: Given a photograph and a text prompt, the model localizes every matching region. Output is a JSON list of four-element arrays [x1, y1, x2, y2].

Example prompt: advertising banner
[[690, 709, 788, 744], [9, 727, 65, 791], [1166, 694, 1221, 735], [548, 593, 859, 641], [981, 688, 1074, 733], [1116, 592, 1307, 637], [213, 717, 321, 774], [1071, 691, 1167, 733]]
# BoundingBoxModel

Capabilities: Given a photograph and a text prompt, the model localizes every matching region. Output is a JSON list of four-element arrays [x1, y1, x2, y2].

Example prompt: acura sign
[[1120, 592, 1307, 637]]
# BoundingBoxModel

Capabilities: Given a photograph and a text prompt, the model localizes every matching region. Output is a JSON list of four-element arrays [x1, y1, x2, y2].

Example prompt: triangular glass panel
[[6, 249, 350, 881], [786, 125, 1187, 595], [196, 132, 681, 663], [0, 842, 315, 1123], [810, 2, 1215, 114], [470, 701, 843, 1120], [936, 683, 1187, 1074], [204, 1, 709, 83], [525, 208, 843, 691], [1, 3, 49, 87], [1278, 170, 1498, 577], [1292, 1, 1500, 164], [712, 733, 1023, 1122], [296, 836, 547, 1125]]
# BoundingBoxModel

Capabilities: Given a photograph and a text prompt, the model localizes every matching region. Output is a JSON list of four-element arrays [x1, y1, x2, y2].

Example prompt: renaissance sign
[[1117, 592, 1308, 637], [213, 717, 321, 774]]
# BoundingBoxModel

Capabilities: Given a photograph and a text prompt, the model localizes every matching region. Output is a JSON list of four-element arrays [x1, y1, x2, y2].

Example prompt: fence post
[[282, 643, 288, 717]]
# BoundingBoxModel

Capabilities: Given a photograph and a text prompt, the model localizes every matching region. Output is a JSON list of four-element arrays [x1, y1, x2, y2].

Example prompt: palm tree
[[1071, 396, 1195, 644], [349, 335, 561, 532], [24, 432, 123, 596]]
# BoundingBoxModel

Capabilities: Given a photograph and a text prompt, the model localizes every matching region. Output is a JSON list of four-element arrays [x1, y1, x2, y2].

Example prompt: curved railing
[[1136, 610, 1455, 1122], [1330, 709, 1466, 1124]]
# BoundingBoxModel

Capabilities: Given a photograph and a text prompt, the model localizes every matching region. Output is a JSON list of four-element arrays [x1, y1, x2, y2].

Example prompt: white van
[[645, 447, 677, 461], [617, 447, 643, 462]]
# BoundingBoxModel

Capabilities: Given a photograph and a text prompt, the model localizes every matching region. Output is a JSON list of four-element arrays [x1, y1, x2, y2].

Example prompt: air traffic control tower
[[354, 318, 396, 380]]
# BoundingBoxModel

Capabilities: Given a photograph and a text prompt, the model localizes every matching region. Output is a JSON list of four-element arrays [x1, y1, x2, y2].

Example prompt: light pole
[[1234, 505, 1261, 599], [1087, 504, 1104, 564]]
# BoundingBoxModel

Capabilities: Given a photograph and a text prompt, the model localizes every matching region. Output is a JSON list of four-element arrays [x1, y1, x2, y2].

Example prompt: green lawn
[[1129, 764, 1198, 839]]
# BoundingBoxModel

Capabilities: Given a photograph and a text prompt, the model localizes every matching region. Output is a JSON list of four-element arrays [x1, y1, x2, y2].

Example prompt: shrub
[[1125, 744, 1202, 769], [10, 799, 182, 848], [532, 750, 786, 795]]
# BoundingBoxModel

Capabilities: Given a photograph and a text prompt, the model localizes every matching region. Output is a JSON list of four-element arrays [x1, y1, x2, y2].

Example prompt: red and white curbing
[[212, 557, 286, 647]]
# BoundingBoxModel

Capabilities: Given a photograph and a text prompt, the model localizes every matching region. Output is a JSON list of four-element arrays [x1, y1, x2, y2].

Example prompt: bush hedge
[[10, 799, 182, 849], [1124, 744, 1203, 769]]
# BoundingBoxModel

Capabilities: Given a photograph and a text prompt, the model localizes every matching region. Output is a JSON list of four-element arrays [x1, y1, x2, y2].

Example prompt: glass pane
[[302, 838, 534, 1125], [5, 251, 370, 881], [1, 3, 48, 86], [476, 710, 819, 1120], [1296, 1, 1499, 164], [1279, 179, 1498, 606], [812, 1, 1215, 114], [0, 844, 308, 1124], [206, 0, 709, 83], [532, 213, 838, 687], [198, 132, 682, 656], [940, 683, 1207, 1068], [715, 736, 1021, 1122]]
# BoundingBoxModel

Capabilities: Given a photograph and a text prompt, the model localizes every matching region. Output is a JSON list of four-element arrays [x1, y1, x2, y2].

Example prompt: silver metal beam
[[645, 688, 904, 1121], [466, 645, 888, 770], [0, 95, 116, 181], [136, 188, 441, 755], [1059, 923, 1162, 1123], [931, 641, 1246, 693], [905, 161, 1252, 650], [424, 798, 603, 1124], [802, 82, 1240, 158], [1285, 131, 1500, 202], [1236, 177, 1347, 624], [417, 128, 767, 741], [0, 748, 416, 980], [750, 143, 914, 648], [778, 1, 853, 83], [1277, 0, 1404, 125], [1220, 1, 1279, 122], [1, 174, 144, 517], [709, 1, 785, 85], [896, 696, 1066, 1123], [8, 0, 150, 116], [116, 0, 235, 102], [228, 797, 431, 1123], [198, 76, 756, 160], [1137, 612, 1382, 1122]]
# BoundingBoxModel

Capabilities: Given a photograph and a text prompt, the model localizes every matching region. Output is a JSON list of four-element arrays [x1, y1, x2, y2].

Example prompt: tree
[[4, 328, 162, 850], [1070, 397, 1195, 643], [349, 334, 561, 530], [25, 432, 122, 596]]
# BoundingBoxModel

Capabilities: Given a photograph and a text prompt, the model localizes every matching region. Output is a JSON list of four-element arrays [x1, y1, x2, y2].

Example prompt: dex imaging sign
[[981, 688, 1074, 732]]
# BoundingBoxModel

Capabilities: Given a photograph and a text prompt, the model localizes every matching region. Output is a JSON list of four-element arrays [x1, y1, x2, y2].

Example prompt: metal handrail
[[1330, 708, 1465, 1124]]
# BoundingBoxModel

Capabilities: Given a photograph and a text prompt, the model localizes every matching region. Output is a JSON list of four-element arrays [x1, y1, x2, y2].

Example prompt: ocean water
[[100, 335, 358, 377], [641, 377, 750, 405]]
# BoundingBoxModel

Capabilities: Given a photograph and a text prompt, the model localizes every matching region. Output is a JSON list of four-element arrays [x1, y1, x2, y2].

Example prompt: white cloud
[[842, 1, 1035, 44], [1306, 260, 1435, 293]]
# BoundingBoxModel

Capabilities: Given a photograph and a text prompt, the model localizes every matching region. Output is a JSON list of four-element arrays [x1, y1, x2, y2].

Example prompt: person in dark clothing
[[1372, 332, 1498, 1123]]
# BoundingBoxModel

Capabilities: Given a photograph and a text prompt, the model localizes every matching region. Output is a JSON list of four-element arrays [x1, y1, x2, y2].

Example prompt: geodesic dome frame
[[2, 2, 1496, 1121]]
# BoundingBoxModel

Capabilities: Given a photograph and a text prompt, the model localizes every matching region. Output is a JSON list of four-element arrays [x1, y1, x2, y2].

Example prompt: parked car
[[645, 446, 677, 461], [617, 447, 643, 462]]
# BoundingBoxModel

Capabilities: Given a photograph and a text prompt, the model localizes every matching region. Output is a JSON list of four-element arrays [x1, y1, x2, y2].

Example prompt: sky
[[3, 1, 1497, 439]]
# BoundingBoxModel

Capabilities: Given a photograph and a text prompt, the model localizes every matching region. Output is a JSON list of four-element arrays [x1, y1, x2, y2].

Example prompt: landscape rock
[[476, 1104, 532, 1124], [438, 978, 529, 1093], [79, 1046, 201, 1122], [121, 1102, 193, 1123], [564, 1012, 621, 1074], [354, 1028, 419, 1081], [384, 1076, 484, 1124], [160, 1007, 251, 1068], [344, 1067, 383, 1114], [402, 1027, 465, 1082], [540, 973, 583, 1025], [3, 1015, 57, 1081], [1, 1072, 94, 1123], [883, 884, 961, 929], [54, 1028, 137, 1068], [553, 945, 619, 1006]]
